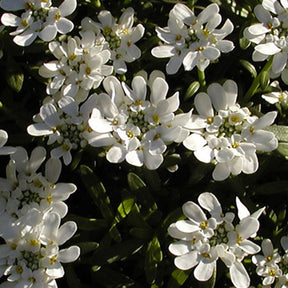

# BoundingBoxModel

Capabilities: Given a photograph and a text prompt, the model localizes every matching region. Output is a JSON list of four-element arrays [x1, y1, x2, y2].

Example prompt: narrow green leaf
[[91, 239, 144, 265], [266, 125, 288, 142], [184, 81, 200, 100], [277, 143, 288, 158], [91, 266, 135, 288], [116, 198, 135, 220], [168, 269, 191, 288], [239, 59, 257, 78], [145, 236, 163, 284], [127, 172, 147, 191], [254, 181, 288, 195], [260, 71, 270, 89], [6, 69, 24, 92], [79, 165, 114, 221], [77, 242, 99, 255], [64, 214, 108, 231]]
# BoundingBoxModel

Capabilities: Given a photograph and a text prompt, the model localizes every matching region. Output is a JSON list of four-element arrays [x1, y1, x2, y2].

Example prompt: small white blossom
[[0, 0, 77, 46], [39, 31, 113, 102], [87, 71, 191, 169], [27, 95, 98, 165], [151, 3, 234, 74], [0, 212, 79, 288], [262, 81, 288, 105], [168, 192, 261, 288], [0, 146, 76, 223], [81, 7, 145, 74], [183, 80, 278, 181], [243, 0, 288, 83]]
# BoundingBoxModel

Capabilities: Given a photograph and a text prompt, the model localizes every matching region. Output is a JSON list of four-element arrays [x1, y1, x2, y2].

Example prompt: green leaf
[[79, 165, 114, 221], [254, 181, 288, 195], [145, 236, 162, 284], [168, 269, 191, 288], [65, 263, 82, 288], [77, 242, 99, 255], [239, 59, 257, 78], [239, 37, 250, 49], [277, 143, 288, 158], [265, 125, 288, 142], [115, 198, 135, 221], [91, 266, 135, 288], [260, 71, 270, 89], [90, 239, 144, 265], [64, 214, 108, 231], [184, 81, 200, 101], [6, 62, 24, 93], [127, 172, 147, 192]]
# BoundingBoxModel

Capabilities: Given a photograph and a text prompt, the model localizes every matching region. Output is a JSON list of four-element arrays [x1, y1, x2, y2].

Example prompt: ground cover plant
[[0, 0, 288, 287]]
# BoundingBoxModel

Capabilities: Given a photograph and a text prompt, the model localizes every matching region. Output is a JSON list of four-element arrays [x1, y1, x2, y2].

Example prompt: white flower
[[27, 95, 99, 165], [81, 7, 145, 74], [183, 80, 278, 181], [0, 212, 79, 287], [0, 129, 16, 155], [0, 0, 77, 46], [151, 3, 234, 74], [0, 146, 76, 224], [243, 0, 288, 83], [262, 81, 288, 105], [87, 72, 189, 169], [168, 192, 261, 288], [39, 31, 113, 102]]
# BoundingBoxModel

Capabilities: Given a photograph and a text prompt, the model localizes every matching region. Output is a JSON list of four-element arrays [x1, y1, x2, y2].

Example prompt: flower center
[[103, 27, 121, 50]]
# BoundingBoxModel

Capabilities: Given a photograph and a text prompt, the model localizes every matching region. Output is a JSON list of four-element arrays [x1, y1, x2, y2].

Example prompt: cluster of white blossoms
[[168, 192, 264, 288], [252, 236, 288, 287], [151, 3, 234, 74], [87, 71, 191, 170], [262, 80, 288, 106], [27, 95, 100, 165], [244, 0, 288, 83], [183, 80, 278, 181], [81, 7, 145, 74], [39, 30, 113, 103], [0, 134, 79, 287], [0, 0, 77, 46]]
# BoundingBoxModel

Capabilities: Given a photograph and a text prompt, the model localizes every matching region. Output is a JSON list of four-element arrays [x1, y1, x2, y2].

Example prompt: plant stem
[[243, 56, 273, 102], [197, 68, 206, 90]]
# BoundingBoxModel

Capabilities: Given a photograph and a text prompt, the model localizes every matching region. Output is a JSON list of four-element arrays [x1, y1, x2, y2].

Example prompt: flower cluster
[[0, 0, 77, 46], [87, 71, 191, 169], [244, 0, 288, 83], [39, 30, 113, 103], [168, 192, 264, 288], [152, 3, 234, 74], [27, 95, 99, 165], [81, 7, 145, 74], [253, 236, 288, 287], [0, 145, 79, 287], [183, 80, 278, 181]]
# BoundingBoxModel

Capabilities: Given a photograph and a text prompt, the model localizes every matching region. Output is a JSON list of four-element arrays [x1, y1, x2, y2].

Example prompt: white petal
[[169, 241, 191, 256], [194, 260, 215, 281], [237, 217, 259, 239], [106, 145, 126, 163], [212, 163, 230, 181], [56, 18, 74, 34], [230, 262, 250, 288], [202, 46, 220, 61], [255, 42, 281, 55], [39, 24, 57, 42], [240, 239, 261, 254], [236, 197, 250, 220], [198, 192, 222, 215], [174, 251, 199, 270], [150, 77, 169, 105], [59, 0, 77, 17], [166, 55, 183, 75], [45, 158, 62, 183], [194, 92, 214, 117], [194, 145, 213, 163], [175, 219, 201, 233], [183, 133, 206, 151], [182, 201, 206, 223], [58, 246, 80, 263], [57, 221, 77, 245], [0, 0, 25, 10], [40, 103, 60, 128], [27, 123, 54, 136], [1, 13, 19, 26], [151, 45, 175, 58], [13, 29, 38, 46]]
